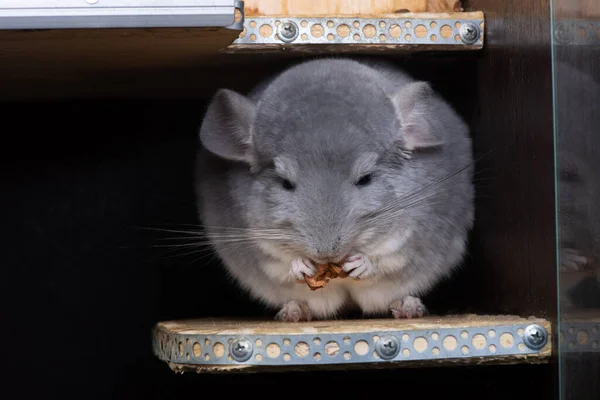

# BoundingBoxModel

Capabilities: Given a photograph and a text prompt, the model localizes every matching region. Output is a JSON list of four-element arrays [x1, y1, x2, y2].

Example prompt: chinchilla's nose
[[312, 234, 345, 263], [311, 254, 347, 265]]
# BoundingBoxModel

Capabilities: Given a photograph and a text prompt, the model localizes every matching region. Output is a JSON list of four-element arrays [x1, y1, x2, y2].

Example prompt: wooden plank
[[243, 0, 464, 16], [158, 314, 549, 335], [154, 314, 552, 373], [225, 43, 479, 53]]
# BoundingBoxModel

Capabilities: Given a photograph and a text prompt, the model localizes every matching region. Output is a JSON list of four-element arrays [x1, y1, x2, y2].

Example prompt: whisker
[[132, 224, 289, 234], [152, 237, 285, 248], [358, 157, 481, 227], [150, 247, 215, 262], [187, 251, 220, 267]]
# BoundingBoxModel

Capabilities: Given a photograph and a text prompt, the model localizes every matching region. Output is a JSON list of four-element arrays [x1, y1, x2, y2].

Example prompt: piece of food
[[297, 262, 348, 291]]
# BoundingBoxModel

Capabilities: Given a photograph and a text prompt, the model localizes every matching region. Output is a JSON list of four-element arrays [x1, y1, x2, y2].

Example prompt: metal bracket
[[554, 19, 600, 46], [225, 1, 245, 31], [233, 15, 484, 47], [0, 0, 239, 30], [153, 322, 547, 367], [561, 322, 600, 353]]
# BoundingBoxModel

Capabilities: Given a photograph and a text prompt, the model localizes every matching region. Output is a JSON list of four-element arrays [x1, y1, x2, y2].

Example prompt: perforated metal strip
[[554, 20, 600, 46], [233, 16, 484, 46], [153, 323, 547, 367], [561, 322, 600, 353]]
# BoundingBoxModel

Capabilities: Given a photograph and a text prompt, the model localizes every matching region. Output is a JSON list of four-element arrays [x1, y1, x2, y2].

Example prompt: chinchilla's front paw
[[341, 253, 374, 279], [290, 258, 317, 280]]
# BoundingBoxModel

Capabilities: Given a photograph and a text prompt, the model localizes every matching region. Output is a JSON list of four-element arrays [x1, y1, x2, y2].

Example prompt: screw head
[[523, 324, 548, 350], [230, 337, 253, 362], [459, 22, 480, 44], [554, 22, 573, 44], [278, 20, 299, 42], [375, 335, 400, 360]]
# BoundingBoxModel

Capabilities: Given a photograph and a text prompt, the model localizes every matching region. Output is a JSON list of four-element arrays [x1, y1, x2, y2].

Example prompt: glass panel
[[552, 1, 600, 399]]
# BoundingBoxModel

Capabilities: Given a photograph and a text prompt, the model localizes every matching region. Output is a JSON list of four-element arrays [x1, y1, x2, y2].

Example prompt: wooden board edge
[[240, 11, 484, 20], [152, 314, 552, 373], [242, 0, 466, 17], [165, 353, 551, 374], [222, 43, 483, 54], [154, 314, 549, 334]]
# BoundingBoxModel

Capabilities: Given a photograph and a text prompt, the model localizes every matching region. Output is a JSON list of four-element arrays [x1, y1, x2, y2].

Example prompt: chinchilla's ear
[[392, 81, 444, 150], [199, 89, 257, 164]]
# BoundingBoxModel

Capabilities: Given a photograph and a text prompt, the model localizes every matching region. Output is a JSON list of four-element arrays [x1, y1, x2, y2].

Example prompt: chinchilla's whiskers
[[383, 192, 456, 220], [134, 225, 297, 250], [162, 234, 295, 241], [366, 180, 458, 223], [135, 225, 295, 242], [153, 236, 293, 248], [277, 242, 301, 252], [135, 225, 288, 234], [154, 240, 263, 260], [359, 162, 475, 227], [373, 156, 494, 224], [151, 247, 215, 262], [376, 165, 470, 217], [157, 234, 297, 244], [159, 241, 260, 264]]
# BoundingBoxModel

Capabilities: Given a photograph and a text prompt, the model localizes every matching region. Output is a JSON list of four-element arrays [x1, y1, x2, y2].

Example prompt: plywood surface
[[243, 0, 464, 16], [158, 314, 547, 335], [155, 314, 552, 374]]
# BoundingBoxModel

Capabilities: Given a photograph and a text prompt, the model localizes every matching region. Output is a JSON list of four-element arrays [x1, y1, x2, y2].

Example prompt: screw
[[523, 324, 548, 350], [554, 22, 572, 44], [375, 335, 400, 360], [278, 20, 299, 42], [459, 22, 480, 44], [230, 337, 253, 362]]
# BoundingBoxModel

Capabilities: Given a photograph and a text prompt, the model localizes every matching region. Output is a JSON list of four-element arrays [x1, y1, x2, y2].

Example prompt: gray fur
[[195, 58, 475, 320]]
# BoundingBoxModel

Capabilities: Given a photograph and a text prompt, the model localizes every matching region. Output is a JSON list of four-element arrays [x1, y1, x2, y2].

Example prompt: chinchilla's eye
[[281, 179, 296, 191], [355, 174, 373, 187]]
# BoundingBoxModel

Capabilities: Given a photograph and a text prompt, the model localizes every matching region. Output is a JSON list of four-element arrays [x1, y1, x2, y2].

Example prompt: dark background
[[2, 0, 561, 398]]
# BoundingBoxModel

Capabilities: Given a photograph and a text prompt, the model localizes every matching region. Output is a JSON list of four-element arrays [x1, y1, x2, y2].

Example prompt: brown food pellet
[[297, 262, 348, 291]]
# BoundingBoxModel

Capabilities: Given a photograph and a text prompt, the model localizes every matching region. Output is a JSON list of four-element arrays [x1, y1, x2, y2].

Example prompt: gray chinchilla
[[195, 58, 474, 321]]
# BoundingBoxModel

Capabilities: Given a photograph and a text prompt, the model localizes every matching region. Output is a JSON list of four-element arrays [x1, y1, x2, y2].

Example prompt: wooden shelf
[[153, 314, 551, 373], [0, 1, 484, 100]]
